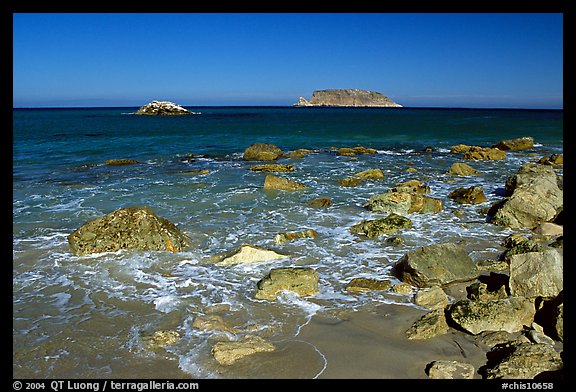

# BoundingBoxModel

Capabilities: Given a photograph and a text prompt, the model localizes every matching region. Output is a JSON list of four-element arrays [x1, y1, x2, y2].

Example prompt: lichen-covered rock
[[447, 297, 535, 335], [483, 342, 562, 379], [211, 335, 275, 366], [255, 267, 318, 300], [392, 242, 477, 288], [68, 206, 190, 256], [350, 213, 412, 239], [135, 100, 194, 115], [243, 143, 284, 161]]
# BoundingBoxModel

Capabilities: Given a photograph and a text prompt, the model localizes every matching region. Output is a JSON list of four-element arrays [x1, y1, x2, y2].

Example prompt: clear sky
[[12, 13, 563, 108]]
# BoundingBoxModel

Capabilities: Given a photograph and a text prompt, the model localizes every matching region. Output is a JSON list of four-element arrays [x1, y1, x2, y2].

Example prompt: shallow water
[[13, 107, 563, 378]]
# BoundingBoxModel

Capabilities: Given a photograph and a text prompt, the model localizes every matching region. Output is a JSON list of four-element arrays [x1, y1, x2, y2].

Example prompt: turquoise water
[[13, 107, 563, 378]]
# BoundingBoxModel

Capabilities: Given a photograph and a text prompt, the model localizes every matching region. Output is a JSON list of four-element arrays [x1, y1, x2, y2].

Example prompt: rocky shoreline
[[68, 137, 563, 379]]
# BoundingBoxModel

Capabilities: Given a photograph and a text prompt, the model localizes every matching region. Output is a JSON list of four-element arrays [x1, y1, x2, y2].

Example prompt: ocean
[[13, 106, 563, 378]]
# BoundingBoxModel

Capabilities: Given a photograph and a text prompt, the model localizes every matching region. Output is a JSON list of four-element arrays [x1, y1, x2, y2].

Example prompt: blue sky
[[13, 13, 563, 108]]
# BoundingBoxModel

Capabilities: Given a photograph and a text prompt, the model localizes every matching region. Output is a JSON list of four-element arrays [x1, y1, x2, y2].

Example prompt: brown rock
[[263, 175, 307, 191]]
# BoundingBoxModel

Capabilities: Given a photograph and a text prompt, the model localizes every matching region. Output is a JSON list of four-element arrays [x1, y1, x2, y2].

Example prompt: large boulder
[[489, 163, 563, 229], [243, 143, 284, 161], [364, 191, 443, 215], [508, 249, 563, 299], [135, 100, 195, 115], [68, 206, 190, 256], [392, 242, 478, 287], [255, 267, 318, 300], [447, 297, 535, 335]]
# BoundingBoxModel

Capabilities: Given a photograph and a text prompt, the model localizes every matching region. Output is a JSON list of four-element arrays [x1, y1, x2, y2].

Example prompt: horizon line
[[12, 104, 564, 111]]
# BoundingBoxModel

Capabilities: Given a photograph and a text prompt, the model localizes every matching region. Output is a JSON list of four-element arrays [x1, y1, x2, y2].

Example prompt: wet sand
[[297, 303, 490, 379]]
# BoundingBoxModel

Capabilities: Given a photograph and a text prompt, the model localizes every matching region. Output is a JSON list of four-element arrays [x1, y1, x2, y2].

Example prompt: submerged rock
[[255, 267, 318, 300], [338, 168, 384, 187], [263, 175, 307, 191], [336, 146, 378, 156], [141, 330, 181, 350], [448, 185, 488, 204], [105, 158, 140, 166], [350, 213, 412, 239], [307, 197, 332, 208], [211, 335, 275, 366], [249, 164, 295, 173], [345, 277, 391, 292], [68, 206, 190, 256], [274, 229, 319, 244]]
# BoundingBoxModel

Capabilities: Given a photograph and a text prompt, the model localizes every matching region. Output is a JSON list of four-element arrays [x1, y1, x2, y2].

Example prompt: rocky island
[[294, 89, 402, 107], [134, 100, 199, 115]]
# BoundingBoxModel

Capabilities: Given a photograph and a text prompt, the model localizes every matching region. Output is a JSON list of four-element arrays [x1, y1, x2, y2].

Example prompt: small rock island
[[294, 89, 402, 107], [135, 100, 199, 115]]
